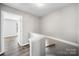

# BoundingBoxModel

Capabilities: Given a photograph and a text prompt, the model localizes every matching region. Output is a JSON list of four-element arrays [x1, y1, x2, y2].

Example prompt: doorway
[[0, 11, 26, 55]]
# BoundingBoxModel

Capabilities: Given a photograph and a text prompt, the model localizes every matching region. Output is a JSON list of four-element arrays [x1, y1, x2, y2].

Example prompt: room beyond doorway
[[1, 11, 23, 54]]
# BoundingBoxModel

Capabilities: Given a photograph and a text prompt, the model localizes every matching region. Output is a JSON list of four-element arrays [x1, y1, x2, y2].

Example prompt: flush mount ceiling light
[[34, 3, 45, 7]]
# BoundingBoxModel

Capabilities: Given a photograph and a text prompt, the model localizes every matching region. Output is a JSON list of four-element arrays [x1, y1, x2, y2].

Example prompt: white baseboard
[[32, 33, 79, 47], [4, 35, 17, 38], [46, 36, 79, 47], [0, 51, 5, 55], [18, 42, 29, 46]]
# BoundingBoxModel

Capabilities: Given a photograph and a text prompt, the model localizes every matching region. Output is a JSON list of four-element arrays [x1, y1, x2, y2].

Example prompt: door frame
[[1, 11, 23, 53]]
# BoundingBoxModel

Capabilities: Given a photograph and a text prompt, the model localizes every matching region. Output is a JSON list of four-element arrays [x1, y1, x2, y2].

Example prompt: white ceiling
[[3, 3, 71, 17]]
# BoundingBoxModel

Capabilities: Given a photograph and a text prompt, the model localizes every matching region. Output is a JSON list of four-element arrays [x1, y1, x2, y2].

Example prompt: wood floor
[[0, 36, 77, 56], [1, 36, 30, 56], [0, 36, 56, 56]]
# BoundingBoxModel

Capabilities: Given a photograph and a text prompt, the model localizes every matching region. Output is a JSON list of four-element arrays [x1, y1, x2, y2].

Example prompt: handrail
[[45, 35, 79, 47], [30, 33, 79, 47]]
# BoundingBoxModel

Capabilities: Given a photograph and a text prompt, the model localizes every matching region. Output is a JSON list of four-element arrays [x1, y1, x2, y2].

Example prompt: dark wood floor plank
[[1, 36, 29, 56]]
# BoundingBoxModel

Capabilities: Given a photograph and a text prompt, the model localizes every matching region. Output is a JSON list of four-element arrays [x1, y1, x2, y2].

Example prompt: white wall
[[77, 4, 79, 45], [22, 15, 40, 45], [41, 4, 78, 43], [4, 19, 17, 37], [1, 4, 40, 45], [0, 4, 1, 51]]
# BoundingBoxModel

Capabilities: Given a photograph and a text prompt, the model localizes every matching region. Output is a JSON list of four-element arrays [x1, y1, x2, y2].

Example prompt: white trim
[[46, 35, 79, 47], [4, 35, 17, 38], [32, 33, 79, 47], [0, 50, 5, 55], [2, 11, 20, 20], [1, 10, 5, 53], [18, 42, 29, 46], [1, 11, 23, 53]]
